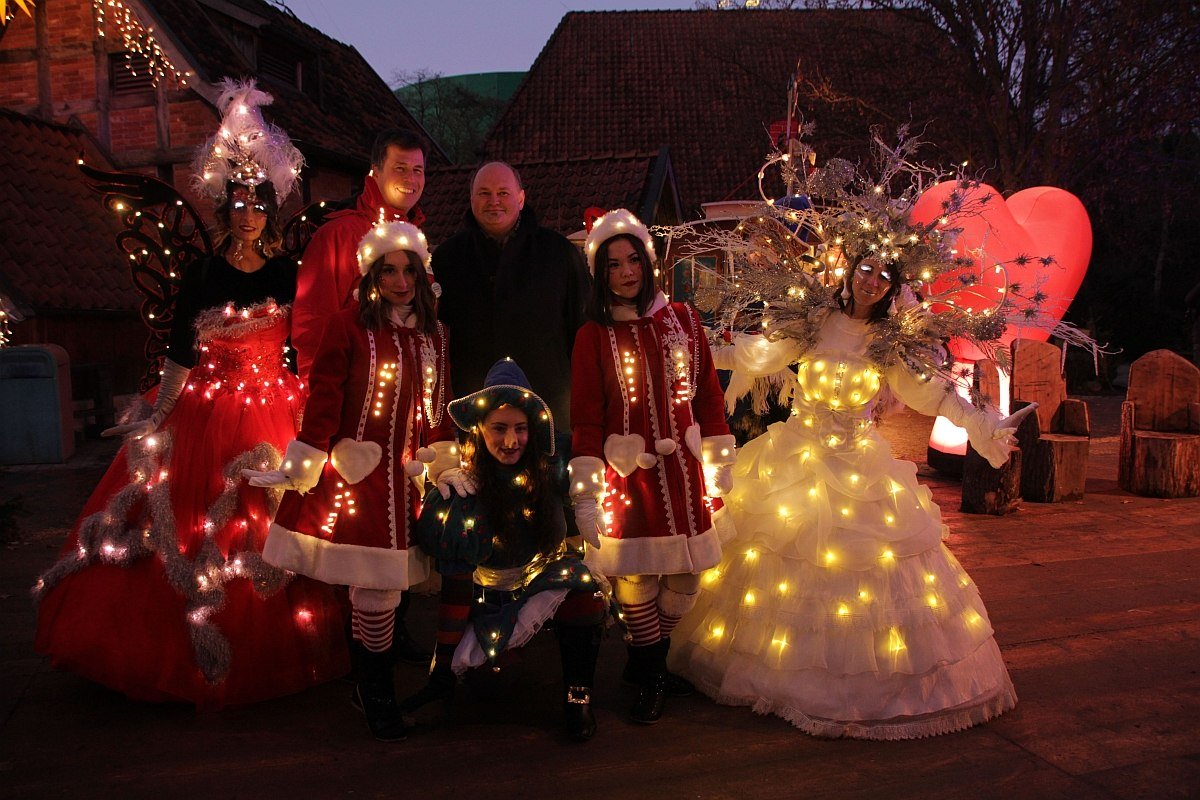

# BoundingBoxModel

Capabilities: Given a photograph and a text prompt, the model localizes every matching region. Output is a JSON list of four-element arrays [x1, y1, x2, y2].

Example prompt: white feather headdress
[[191, 78, 304, 202]]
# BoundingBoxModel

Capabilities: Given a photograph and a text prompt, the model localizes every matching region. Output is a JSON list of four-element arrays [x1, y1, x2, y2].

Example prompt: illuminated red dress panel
[[34, 257, 348, 708]]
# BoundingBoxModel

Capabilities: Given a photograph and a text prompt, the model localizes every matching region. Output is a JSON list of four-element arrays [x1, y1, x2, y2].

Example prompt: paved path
[[1, 398, 1197, 799]]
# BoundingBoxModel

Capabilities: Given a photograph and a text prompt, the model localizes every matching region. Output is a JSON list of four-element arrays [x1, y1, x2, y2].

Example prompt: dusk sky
[[284, 0, 698, 86]]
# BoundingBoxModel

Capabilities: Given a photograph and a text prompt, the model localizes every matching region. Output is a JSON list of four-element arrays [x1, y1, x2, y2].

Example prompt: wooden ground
[[1, 399, 1197, 799]]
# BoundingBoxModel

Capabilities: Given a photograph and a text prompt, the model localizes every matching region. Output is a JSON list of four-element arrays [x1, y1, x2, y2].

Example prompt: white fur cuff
[[426, 439, 462, 484], [568, 456, 606, 499], [281, 439, 328, 493], [701, 434, 737, 466]]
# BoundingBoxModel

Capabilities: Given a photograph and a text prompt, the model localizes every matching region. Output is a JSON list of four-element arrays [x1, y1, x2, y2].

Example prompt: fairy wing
[[80, 163, 213, 392], [281, 197, 353, 263]]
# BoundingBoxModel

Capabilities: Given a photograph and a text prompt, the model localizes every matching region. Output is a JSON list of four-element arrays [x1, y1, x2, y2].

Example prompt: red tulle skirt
[[34, 305, 348, 708]]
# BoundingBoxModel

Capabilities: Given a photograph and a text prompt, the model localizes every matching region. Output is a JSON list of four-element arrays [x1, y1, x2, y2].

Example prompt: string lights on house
[[92, 0, 191, 88]]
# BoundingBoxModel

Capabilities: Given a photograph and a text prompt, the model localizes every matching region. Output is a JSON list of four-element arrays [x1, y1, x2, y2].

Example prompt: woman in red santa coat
[[570, 209, 737, 724], [247, 220, 458, 741]]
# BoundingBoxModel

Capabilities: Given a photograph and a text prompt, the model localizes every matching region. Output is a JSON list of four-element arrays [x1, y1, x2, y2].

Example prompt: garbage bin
[[0, 344, 75, 464]]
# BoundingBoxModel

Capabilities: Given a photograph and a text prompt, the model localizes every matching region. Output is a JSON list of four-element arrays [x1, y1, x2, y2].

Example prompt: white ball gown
[[671, 311, 1017, 739]]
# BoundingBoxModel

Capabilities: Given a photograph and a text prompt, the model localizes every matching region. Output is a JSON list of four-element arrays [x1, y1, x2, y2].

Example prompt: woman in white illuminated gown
[[671, 250, 1035, 740]]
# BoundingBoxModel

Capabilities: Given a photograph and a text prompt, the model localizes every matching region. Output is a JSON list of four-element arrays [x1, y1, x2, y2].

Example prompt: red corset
[[190, 301, 300, 402]]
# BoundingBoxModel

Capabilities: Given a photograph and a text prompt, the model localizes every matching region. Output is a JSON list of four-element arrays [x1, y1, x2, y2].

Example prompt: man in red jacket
[[291, 129, 430, 665], [293, 129, 428, 382]]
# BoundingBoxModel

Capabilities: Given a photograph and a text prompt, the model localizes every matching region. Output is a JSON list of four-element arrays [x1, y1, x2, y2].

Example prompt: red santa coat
[[571, 295, 731, 577], [292, 177, 425, 382], [265, 309, 453, 590]]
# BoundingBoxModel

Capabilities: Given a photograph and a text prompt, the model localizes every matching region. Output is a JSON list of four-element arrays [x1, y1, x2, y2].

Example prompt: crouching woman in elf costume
[[404, 358, 608, 742], [570, 209, 736, 724], [243, 221, 456, 742]]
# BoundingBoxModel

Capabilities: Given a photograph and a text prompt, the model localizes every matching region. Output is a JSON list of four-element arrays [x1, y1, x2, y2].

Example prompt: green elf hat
[[447, 358, 556, 456]]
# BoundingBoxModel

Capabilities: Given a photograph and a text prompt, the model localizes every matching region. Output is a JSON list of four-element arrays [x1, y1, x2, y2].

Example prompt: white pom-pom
[[635, 453, 657, 469], [403, 460, 425, 477], [415, 446, 436, 463], [654, 438, 677, 455]]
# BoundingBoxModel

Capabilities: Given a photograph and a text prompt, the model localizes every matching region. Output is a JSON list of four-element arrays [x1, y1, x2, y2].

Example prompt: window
[[109, 53, 154, 95]]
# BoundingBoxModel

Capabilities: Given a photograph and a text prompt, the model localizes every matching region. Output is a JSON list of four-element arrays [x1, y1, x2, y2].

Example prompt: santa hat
[[584, 208, 656, 274], [447, 358, 555, 456], [356, 220, 439, 296]]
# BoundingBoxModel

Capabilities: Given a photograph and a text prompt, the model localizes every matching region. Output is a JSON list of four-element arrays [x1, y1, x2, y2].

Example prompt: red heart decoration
[[911, 182, 1092, 456], [910, 182, 1092, 361]]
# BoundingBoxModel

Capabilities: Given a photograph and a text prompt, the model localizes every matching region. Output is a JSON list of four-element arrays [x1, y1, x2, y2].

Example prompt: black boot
[[399, 663, 456, 714], [390, 595, 433, 666], [350, 641, 408, 742], [622, 638, 695, 697], [557, 624, 601, 742], [629, 639, 668, 724]]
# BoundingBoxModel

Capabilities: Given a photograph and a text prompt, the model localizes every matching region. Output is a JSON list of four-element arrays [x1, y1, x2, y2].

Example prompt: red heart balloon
[[910, 182, 1092, 456], [910, 182, 1092, 360]]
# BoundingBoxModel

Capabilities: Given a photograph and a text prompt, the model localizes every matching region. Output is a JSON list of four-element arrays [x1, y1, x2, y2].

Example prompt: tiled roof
[[421, 151, 672, 245], [484, 9, 969, 218], [145, 0, 447, 166], [0, 110, 138, 313]]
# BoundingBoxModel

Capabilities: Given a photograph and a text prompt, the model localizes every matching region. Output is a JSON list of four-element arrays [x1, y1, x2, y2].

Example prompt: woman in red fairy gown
[[32, 81, 347, 708]]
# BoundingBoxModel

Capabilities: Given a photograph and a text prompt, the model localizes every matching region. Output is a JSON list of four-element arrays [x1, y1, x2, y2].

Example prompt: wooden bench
[[1011, 338, 1090, 502], [1118, 349, 1200, 498]]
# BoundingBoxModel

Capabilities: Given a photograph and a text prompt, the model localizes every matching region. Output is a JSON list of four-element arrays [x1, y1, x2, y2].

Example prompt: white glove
[[568, 456, 608, 550], [241, 439, 328, 493], [701, 434, 738, 497], [941, 394, 1039, 469], [572, 497, 605, 550], [436, 467, 477, 500], [103, 358, 190, 439], [101, 419, 157, 440]]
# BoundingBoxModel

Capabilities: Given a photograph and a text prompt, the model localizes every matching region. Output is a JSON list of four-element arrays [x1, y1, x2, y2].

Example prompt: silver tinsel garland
[[32, 418, 288, 684]]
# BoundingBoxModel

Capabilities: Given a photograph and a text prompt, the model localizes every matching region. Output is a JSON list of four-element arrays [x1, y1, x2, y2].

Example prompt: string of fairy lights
[[92, 0, 191, 88]]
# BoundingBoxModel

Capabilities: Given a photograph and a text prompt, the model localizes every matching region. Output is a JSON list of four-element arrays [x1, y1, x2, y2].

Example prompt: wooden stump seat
[[1118, 349, 1200, 498], [1011, 338, 1090, 502], [962, 358, 1022, 515]]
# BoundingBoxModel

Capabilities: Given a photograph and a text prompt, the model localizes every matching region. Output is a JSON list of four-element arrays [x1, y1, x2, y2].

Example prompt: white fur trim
[[452, 588, 570, 675], [348, 586, 404, 613], [654, 438, 677, 455], [263, 523, 429, 590], [656, 585, 699, 618], [603, 433, 646, 478], [281, 439, 328, 493], [701, 434, 738, 466], [426, 439, 461, 484], [684, 424, 703, 461], [584, 208, 656, 274], [329, 438, 382, 485], [583, 521, 724, 576], [568, 456, 606, 498], [356, 220, 433, 275]]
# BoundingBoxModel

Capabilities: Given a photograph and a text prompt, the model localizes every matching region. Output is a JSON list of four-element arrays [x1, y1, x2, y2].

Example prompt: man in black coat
[[433, 161, 589, 432]]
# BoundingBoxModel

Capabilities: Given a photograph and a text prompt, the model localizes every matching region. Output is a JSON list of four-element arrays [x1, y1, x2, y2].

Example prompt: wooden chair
[[962, 358, 1022, 515], [1010, 338, 1090, 502], [1118, 349, 1200, 498]]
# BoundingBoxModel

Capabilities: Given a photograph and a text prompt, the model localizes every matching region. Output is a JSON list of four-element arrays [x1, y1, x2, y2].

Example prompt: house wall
[[0, 1, 374, 430]]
